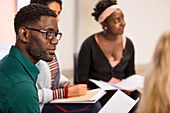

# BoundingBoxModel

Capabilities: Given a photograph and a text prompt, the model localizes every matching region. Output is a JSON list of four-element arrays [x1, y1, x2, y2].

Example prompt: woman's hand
[[68, 84, 87, 97], [123, 90, 133, 95], [108, 77, 120, 84]]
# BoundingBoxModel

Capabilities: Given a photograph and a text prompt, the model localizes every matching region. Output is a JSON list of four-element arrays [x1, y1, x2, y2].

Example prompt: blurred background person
[[137, 31, 170, 113]]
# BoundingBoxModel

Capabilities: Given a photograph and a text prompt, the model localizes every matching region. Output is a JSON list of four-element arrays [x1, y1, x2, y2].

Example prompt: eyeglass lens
[[46, 31, 61, 40]]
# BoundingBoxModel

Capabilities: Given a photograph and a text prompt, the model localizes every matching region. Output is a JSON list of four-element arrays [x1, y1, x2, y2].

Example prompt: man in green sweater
[[0, 3, 60, 113]]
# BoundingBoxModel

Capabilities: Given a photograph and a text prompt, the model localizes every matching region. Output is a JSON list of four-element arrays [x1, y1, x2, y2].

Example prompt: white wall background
[[17, 0, 30, 11], [57, 0, 77, 70], [118, 0, 170, 65]]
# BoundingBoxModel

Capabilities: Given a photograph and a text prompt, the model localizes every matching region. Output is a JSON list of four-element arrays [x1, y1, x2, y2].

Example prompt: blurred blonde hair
[[137, 31, 170, 113]]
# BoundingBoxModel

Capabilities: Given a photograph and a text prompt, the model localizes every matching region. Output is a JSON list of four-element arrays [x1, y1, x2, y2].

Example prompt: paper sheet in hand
[[89, 79, 118, 90], [111, 74, 144, 90], [50, 88, 106, 103], [89, 74, 144, 91], [98, 90, 139, 113]]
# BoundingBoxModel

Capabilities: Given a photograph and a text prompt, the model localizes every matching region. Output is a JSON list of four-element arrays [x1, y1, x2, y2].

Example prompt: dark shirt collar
[[9, 46, 40, 83]]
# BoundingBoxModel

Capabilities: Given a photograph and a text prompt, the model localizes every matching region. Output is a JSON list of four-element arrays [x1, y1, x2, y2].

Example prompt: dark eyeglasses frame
[[25, 27, 62, 41]]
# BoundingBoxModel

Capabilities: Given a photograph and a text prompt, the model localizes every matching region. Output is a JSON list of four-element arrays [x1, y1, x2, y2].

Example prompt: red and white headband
[[98, 5, 120, 23]]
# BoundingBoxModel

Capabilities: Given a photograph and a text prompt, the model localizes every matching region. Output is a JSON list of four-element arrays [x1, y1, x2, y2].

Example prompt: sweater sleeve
[[36, 60, 69, 104], [38, 87, 68, 104], [78, 37, 92, 86], [52, 88, 68, 100], [124, 38, 136, 78], [38, 88, 52, 104]]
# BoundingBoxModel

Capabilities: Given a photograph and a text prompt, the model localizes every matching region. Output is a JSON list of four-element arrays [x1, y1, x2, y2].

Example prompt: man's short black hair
[[92, 0, 117, 21], [14, 3, 57, 35], [30, 0, 62, 10]]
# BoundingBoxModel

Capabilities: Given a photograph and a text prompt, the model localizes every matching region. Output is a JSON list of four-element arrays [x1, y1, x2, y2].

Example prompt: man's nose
[[50, 38, 58, 45]]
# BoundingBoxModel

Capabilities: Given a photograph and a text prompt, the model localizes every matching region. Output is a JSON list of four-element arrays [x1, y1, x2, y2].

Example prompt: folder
[[50, 88, 106, 103]]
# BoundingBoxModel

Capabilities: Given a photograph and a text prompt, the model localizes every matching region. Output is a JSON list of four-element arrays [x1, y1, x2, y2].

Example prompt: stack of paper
[[50, 88, 106, 103], [99, 90, 139, 113], [89, 74, 144, 91]]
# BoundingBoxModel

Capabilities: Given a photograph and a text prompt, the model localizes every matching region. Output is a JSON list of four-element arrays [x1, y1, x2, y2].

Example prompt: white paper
[[99, 90, 139, 113], [89, 74, 144, 91], [89, 79, 118, 90]]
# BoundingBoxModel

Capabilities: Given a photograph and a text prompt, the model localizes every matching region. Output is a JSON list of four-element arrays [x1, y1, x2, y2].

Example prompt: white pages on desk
[[50, 88, 106, 103], [99, 90, 139, 113], [89, 74, 144, 91]]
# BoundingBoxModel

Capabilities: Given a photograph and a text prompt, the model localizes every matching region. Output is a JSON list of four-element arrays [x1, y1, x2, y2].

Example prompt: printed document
[[99, 90, 139, 113], [89, 74, 144, 91]]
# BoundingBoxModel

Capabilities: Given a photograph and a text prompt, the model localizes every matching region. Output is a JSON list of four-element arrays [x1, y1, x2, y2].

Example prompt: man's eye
[[46, 31, 52, 38], [47, 32, 53, 35]]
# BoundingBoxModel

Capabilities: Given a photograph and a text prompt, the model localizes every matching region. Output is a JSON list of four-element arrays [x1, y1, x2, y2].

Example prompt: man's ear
[[19, 27, 29, 43]]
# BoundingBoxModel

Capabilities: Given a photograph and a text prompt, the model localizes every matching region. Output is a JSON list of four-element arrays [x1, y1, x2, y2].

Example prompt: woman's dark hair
[[30, 0, 62, 10], [14, 3, 57, 35], [92, 0, 117, 21]]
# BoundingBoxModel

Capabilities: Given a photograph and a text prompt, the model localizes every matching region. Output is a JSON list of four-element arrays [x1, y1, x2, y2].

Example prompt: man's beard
[[26, 37, 53, 62]]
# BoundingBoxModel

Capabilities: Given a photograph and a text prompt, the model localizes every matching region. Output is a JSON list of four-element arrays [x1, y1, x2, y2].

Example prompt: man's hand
[[68, 84, 87, 97]]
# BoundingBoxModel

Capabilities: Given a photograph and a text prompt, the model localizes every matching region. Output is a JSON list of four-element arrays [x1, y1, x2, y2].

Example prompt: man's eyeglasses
[[25, 27, 62, 41]]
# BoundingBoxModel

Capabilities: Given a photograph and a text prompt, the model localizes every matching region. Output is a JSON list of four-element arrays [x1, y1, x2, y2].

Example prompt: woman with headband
[[78, 0, 140, 111]]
